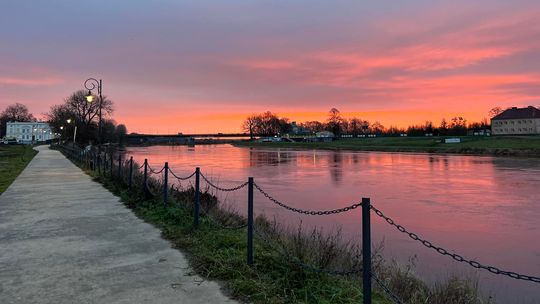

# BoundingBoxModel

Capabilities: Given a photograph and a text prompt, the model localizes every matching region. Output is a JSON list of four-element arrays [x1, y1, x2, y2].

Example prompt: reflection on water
[[126, 145, 540, 303]]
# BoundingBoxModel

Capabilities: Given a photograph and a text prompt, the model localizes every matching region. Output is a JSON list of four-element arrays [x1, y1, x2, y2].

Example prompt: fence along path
[[0, 145, 238, 304], [61, 145, 540, 304]]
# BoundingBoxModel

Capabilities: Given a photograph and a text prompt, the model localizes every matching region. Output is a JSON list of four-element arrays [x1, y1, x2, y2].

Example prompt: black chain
[[169, 168, 196, 181], [371, 206, 540, 284], [199, 171, 249, 192], [253, 183, 362, 216], [372, 272, 404, 304], [253, 228, 363, 276], [147, 164, 165, 174]]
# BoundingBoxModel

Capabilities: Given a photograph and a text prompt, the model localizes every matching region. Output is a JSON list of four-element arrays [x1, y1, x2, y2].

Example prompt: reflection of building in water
[[248, 148, 296, 167]]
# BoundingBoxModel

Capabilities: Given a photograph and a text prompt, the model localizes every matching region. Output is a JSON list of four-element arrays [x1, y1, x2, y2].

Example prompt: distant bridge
[[124, 133, 265, 145], [126, 133, 261, 139]]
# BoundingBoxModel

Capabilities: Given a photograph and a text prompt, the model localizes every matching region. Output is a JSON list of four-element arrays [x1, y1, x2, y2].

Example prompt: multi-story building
[[5, 121, 55, 144], [491, 106, 540, 135]]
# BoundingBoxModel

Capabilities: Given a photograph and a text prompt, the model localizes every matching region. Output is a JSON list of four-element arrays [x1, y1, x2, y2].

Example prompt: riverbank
[[234, 136, 540, 157], [57, 145, 490, 304], [0, 145, 37, 193]]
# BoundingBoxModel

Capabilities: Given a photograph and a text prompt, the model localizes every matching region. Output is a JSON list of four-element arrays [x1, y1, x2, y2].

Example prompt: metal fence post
[[118, 154, 122, 179], [163, 162, 168, 207], [109, 153, 113, 177], [129, 156, 133, 189], [362, 197, 372, 304], [143, 159, 148, 196], [247, 177, 254, 266], [193, 167, 200, 229], [97, 153, 101, 174]]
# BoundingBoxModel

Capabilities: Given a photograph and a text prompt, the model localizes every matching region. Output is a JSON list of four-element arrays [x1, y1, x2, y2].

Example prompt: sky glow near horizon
[[1, 0, 540, 133]]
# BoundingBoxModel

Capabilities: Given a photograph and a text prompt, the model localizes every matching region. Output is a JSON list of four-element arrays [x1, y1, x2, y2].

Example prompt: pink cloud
[[0, 76, 63, 86]]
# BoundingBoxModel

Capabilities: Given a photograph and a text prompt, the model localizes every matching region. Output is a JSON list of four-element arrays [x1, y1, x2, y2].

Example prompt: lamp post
[[84, 78, 103, 148], [67, 119, 77, 148]]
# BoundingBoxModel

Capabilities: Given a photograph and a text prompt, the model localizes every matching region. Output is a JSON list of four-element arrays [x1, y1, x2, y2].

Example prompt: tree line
[[242, 108, 493, 137], [1, 90, 127, 145]]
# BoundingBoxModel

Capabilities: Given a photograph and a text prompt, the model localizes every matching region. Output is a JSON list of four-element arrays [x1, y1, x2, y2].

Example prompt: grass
[[234, 136, 540, 157], [59, 146, 492, 304], [0, 145, 38, 193]]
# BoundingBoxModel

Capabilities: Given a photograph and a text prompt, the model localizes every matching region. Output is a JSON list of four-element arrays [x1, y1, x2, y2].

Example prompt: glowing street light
[[84, 78, 103, 147], [85, 90, 94, 102]]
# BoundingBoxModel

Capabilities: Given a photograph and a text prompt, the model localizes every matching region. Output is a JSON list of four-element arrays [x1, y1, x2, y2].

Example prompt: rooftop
[[492, 106, 540, 120]]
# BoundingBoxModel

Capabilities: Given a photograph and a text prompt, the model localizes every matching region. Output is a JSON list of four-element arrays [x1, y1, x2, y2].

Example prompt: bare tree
[[489, 107, 504, 118], [242, 114, 261, 139], [326, 108, 344, 135], [370, 121, 385, 134], [46, 90, 114, 144], [1, 103, 35, 137]]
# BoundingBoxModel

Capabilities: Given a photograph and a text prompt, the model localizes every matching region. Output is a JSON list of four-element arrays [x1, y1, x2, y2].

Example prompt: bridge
[[127, 133, 255, 138], [124, 133, 261, 145]]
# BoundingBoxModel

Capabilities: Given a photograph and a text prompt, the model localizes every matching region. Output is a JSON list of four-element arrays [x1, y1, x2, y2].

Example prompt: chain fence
[[254, 182, 363, 216], [169, 168, 196, 181], [147, 164, 165, 175], [200, 171, 249, 192], [371, 205, 540, 284]]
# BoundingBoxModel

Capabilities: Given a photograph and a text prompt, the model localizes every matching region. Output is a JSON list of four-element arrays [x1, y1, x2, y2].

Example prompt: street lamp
[[66, 118, 77, 147], [84, 78, 103, 147]]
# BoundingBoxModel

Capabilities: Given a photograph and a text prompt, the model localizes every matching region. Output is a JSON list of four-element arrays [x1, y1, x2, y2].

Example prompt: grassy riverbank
[[234, 136, 540, 157], [58, 146, 490, 304], [0, 145, 38, 193]]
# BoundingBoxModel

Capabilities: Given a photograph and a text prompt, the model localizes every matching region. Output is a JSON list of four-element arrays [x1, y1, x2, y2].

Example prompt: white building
[[5, 122, 55, 144], [491, 106, 540, 135]]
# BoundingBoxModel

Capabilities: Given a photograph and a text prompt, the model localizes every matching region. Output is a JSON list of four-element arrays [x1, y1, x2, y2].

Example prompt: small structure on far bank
[[491, 106, 540, 135]]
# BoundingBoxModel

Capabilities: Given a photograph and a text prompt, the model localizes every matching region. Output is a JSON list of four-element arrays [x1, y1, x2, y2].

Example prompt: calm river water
[[126, 145, 540, 303]]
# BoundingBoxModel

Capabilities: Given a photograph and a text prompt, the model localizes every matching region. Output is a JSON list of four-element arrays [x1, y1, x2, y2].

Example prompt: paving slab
[[0, 145, 238, 304]]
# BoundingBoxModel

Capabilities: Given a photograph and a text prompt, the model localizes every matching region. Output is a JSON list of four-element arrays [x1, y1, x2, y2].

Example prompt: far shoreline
[[232, 136, 540, 158]]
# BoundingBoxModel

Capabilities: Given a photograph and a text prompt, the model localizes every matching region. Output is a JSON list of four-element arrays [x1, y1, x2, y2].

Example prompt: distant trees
[[299, 121, 325, 132], [347, 117, 365, 135], [0, 103, 35, 137], [370, 121, 385, 134], [115, 124, 128, 140], [326, 108, 344, 135], [241, 111, 290, 136], [241, 108, 491, 138]]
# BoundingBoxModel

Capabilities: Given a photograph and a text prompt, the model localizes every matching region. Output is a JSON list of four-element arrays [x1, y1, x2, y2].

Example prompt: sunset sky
[[1, 0, 540, 134]]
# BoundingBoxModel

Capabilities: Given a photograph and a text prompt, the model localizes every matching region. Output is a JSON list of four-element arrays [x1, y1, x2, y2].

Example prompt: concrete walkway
[[0, 146, 238, 304]]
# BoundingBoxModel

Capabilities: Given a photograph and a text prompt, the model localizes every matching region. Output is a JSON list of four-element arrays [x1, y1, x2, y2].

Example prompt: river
[[126, 144, 540, 303]]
